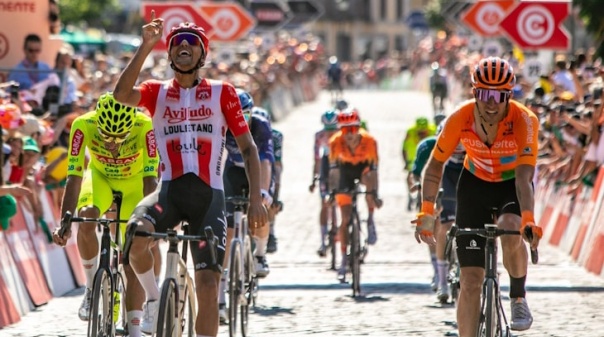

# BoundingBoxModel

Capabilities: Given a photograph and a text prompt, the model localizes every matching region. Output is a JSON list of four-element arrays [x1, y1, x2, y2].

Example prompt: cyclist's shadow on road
[[253, 305, 295, 317]]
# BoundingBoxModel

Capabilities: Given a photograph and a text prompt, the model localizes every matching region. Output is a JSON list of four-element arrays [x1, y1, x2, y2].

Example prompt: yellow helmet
[[96, 92, 136, 135]]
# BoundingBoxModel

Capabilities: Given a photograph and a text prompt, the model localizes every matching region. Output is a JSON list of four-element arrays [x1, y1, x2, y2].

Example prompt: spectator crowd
[[2, 26, 604, 233]]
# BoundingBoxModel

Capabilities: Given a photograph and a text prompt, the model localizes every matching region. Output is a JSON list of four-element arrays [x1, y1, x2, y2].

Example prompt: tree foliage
[[58, 0, 122, 29], [573, 0, 604, 59], [425, 0, 447, 31]]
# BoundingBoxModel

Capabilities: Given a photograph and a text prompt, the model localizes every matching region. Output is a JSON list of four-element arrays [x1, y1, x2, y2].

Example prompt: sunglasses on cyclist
[[475, 89, 511, 104], [242, 110, 251, 123], [169, 32, 203, 48], [98, 129, 129, 144], [341, 125, 360, 134]]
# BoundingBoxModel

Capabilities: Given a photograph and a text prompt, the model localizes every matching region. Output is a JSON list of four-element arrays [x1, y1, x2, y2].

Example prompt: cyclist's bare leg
[[320, 198, 329, 238], [457, 267, 485, 337], [338, 203, 352, 273], [152, 244, 161, 283], [124, 264, 145, 335], [195, 269, 220, 336], [436, 220, 453, 299], [77, 206, 102, 288], [127, 218, 159, 300], [498, 214, 528, 278]]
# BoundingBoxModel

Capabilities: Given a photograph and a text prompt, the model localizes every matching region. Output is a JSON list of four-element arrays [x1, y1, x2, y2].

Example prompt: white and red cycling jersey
[[138, 78, 248, 188]]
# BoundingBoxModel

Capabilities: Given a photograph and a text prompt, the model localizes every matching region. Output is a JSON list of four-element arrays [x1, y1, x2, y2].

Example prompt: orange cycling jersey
[[329, 129, 379, 168], [433, 100, 538, 182]]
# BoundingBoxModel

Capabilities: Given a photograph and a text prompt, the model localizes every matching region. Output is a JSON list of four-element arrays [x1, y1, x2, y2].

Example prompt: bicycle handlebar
[[58, 211, 128, 238], [225, 196, 249, 206], [446, 225, 539, 265], [122, 225, 218, 267]]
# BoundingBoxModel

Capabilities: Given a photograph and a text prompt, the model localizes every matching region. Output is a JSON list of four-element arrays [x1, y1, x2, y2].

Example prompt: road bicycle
[[59, 192, 129, 337], [225, 195, 258, 337], [447, 208, 538, 337], [336, 179, 376, 297], [123, 223, 218, 337]]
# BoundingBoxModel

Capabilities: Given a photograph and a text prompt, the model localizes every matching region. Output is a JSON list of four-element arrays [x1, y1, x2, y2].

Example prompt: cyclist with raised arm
[[329, 108, 382, 281], [51, 92, 159, 337], [413, 57, 542, 337], [402, 117, 436, 210], [218, 89, 274, 323], [113, 16, 267, 337], [309, 109, 340, 256]]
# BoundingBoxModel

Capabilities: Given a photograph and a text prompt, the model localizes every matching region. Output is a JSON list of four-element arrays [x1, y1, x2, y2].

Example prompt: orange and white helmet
[[471, 57, 516, 91]]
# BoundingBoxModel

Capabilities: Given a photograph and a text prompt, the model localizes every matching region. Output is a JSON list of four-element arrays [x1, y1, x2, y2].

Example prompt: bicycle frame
[[59, 192, 128, 337], [123, 225, 218, 337], [343, 180, 369, 297], [449, 210, 538, 337], [225, 195, 256, 337], [159, 226, 198, 337]]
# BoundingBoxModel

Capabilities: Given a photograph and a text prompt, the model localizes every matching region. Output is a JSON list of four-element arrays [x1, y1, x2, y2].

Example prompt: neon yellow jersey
[[67, 111, 159, 179], [403, 124, 437, 169]]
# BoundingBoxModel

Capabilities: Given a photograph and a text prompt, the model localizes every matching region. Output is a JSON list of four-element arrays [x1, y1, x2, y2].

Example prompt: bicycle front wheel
[[156, 279, 177, 337], [179, 275, 196, 337], [88, 268, 114, 337], [228, 240, 242, 337], [477, 279, 499, 337], [350, 211, 362, 297]]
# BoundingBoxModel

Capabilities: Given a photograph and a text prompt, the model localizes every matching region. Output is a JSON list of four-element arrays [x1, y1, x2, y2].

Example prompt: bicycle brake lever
[[58, 211, 73, 238], [523, 226, 539, 265], [204, 226, 217, 266]]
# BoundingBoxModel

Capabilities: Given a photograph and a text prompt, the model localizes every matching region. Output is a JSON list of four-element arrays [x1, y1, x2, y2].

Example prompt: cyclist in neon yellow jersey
[[402, 116, 436, 208], [52, 92, 159, 337]]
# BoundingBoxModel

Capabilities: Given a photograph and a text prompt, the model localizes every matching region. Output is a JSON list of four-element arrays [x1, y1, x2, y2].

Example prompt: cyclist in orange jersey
[[412, 57, 543, 337], [329, 107, 382, 282]]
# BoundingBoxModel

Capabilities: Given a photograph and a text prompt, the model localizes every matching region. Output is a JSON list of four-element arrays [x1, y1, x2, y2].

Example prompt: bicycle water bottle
[[113, 288, 121, 322]]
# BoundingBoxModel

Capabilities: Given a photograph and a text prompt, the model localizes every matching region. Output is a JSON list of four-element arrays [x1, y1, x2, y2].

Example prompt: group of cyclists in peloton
[[46, 10, 544, 337], [309, 99, 383, 282]]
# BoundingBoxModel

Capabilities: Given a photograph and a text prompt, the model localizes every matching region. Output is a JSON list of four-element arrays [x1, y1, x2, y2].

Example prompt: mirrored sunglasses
[[169, 32, 202, 48], [242, 110, 251, 123], [341, 125, 360, 134], [475, 89, 511, 103], [98, 129, 129, 144]]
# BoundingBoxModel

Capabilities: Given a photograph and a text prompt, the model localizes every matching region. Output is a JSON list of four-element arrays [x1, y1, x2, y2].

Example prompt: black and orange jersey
[[433, 100, 538, 182], [329, 129, 378, 169]]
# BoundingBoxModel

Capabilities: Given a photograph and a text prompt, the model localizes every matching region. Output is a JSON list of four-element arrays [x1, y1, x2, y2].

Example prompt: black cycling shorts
[[132, 173, 227, 272], [455, 169, 521, 268], [338, 162, 371, 192], [439, 164, 462, 224]]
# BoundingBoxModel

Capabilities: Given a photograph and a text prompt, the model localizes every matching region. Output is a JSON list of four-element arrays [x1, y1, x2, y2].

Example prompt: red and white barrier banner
[[20, 190, 83, 296], [535, 168, 604, 278], [3, 197, 53, 307], [0, 231, 27, 327]]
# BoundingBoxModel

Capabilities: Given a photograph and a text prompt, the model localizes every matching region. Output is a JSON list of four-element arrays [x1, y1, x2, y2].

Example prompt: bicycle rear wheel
[[156, 279, 177, 337], [88, 268, 114, 337], [350, 211, 362, 297], [477, 279, 500, 337], [228, 240, 242, 337]]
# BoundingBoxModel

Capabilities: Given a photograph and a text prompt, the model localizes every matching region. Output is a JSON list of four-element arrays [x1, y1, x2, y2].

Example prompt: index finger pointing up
[[151, 9, 155, 21]]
